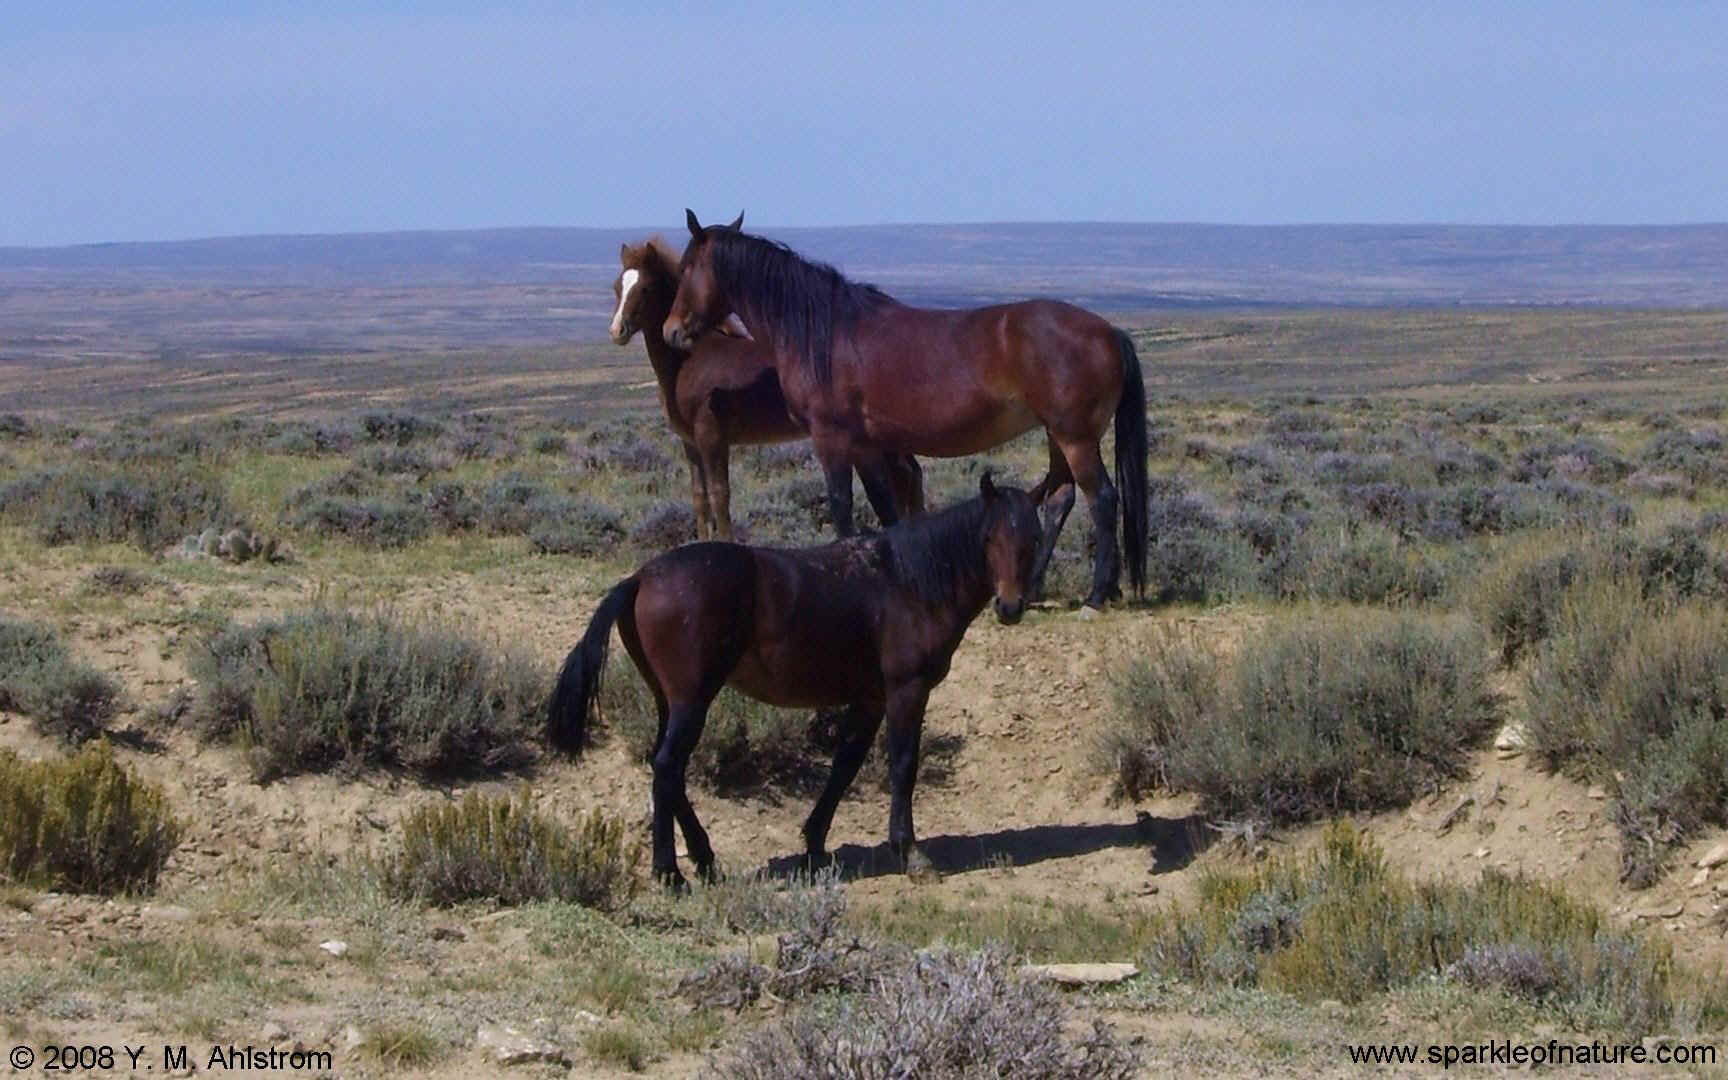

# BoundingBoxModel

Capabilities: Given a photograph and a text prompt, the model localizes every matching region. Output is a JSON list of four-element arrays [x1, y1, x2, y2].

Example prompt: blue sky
[[4, 2, 1725, 246]]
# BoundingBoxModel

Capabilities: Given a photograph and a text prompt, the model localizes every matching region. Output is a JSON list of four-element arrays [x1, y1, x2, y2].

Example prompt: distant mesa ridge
[[2, 222, 1726, 310]]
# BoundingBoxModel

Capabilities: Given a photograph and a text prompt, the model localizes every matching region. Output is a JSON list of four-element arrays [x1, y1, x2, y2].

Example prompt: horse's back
[[724, 546, 886, 708]]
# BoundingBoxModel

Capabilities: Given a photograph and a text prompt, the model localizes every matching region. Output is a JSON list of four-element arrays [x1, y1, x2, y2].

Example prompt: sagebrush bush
[[0, 463, 232, 550], [380, 789, 639, 909], [1295, 521, 1454, 604], [1110, 610, 1497, 822], [0, 617, 121, 743], [1470, 533, 1605, 665], [183, 610, 544, 781], [1102, 624, 1216, 801], [1142, 823, 1719, 1033], [525, 498, 626, 556], [712, 947, 1139, 1080], [0, 744, 183, 894], [289, 495, 432, 548], [359, 411, 441, 445], [1526, 588, 1728, 886], [679, 868, 893, 1012]]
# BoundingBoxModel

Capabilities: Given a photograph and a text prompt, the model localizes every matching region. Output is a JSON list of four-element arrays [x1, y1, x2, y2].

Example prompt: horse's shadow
[[761, 811, 1212, 882]]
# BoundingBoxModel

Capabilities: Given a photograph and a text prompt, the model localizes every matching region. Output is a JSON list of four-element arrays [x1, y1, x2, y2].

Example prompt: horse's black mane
[[704, 228, 894, 386], [877, 494, 994, 603]]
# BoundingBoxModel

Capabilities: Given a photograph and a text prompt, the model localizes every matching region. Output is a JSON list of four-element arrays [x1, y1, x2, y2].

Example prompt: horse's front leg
[[1027, 437, 1077, 601], [857, 456, 902, 529], [801, 701, 884, 869], [882, 681, 937, 881], [696, 430, 734, 541], [652, 700, 715, 889], [809, 431, 858, 538], [821, 463, 856, 538]]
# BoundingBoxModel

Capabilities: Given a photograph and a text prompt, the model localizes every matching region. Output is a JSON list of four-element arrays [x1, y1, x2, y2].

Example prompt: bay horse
[[547, 474, 1042, 888], [662, 211, 1148, 608], [609, 238, 924, 541]]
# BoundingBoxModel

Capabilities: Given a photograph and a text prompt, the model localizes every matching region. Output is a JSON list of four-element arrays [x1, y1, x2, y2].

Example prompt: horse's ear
[[727, 210, 745, 231], [619, 242, 632, 260], [979, 471, 998, 501], [686, 208, 702, 237]]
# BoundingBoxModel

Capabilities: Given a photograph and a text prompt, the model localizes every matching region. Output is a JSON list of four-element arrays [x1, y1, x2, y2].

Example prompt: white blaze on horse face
[[609, 268, 640, 339]]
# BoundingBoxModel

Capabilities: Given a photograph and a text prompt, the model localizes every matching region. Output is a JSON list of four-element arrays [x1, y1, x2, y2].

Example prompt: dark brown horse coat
[[609, 239, 923, 540], [547, 476, 1042, 887], [663, 211, 1147, 608]]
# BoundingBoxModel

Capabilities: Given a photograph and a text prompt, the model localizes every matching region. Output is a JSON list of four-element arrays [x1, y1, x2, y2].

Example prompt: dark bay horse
[[609, 238, 924, 541], [663, 211, 1148, 608], [547, 474, 1042, 888]]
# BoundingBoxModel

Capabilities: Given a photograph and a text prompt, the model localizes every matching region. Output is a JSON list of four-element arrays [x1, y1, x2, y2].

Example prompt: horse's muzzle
[[994, 597, 1025, 625], [662, 317, 695, 350]]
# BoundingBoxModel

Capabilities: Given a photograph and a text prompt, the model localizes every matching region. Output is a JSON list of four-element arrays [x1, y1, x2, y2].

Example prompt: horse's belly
[[863, 399, 1038, 458], [727, 648, 875, 709]]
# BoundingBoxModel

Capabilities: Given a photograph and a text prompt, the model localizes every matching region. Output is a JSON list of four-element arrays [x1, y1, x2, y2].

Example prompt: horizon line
[[6, 218, 1728, 253]]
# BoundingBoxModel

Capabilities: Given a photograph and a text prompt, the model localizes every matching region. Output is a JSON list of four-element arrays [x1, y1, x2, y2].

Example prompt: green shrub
[[0, 617, 121, 744], [1526, 588, 1728, 886], [1297, 522, 1453, 605], [1102, 624, 1216, 801], [380, 789, 639, 910], [1111, 610, 1497, 822], [1141, 823, 1716, 1033], [0, 463, 232, 550], [183, 610, 544, 781], [0, 744, 183, 894], [289, 495, 432, 548]]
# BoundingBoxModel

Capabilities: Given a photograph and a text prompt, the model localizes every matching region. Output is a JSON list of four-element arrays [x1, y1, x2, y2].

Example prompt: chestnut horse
[[609, 239, 924, 540], [547, 474, 1042, 888], [663, 211, 1148, 608]]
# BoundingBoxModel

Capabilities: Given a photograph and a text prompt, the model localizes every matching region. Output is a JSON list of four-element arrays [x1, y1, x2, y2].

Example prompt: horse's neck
[[640, 322, 684, 382]]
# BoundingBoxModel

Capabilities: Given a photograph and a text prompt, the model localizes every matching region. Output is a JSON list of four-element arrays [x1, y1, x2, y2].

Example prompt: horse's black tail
[[547, 577, 640, 755], [1112, 328, 1149, 598]]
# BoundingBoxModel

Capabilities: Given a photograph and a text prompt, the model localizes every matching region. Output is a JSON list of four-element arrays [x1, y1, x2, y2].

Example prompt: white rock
[[141, 904, 193, 922], [318, 940, 349, 957], [1698, 842, 1728, 869], [475, 1022, 569, 1067], [1493, 723, 1527, 751], [1633, 902, 1686, 921], [1019, 962, 1138, 986]]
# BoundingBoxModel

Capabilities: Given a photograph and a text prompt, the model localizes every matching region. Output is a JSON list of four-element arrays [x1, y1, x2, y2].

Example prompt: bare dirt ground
[[6, 553, 1728, 1077]]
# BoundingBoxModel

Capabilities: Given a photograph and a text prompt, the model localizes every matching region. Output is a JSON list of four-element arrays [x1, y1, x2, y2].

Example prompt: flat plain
[[4, 223, 1728, 1077]]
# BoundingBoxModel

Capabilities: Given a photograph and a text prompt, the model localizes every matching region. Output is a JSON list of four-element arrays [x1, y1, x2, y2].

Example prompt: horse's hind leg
[[801, 701, 884, 869], [651, 699, 716, 889], [1055, 437, 1121, 608], [681, 441, 713, 541], [620, 618, 708, 872]]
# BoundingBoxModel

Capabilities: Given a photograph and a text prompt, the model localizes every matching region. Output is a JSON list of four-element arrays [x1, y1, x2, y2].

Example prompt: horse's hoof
[[904, 847, 941, 884], [800, 850, 833, 876], [655, 868, 690, 895]]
